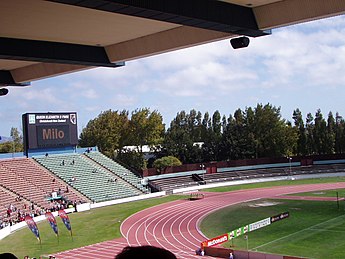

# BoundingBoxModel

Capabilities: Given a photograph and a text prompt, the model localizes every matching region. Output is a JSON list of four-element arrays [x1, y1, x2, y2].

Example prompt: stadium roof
[[1, 0, 345, 86]]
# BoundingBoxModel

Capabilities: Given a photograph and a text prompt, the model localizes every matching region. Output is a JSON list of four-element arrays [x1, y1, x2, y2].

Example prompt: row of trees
[[292, 109, 345, 155], [2, 105, 344, 170], [162, 104, 296, 163], [78, 104, 345, 169]]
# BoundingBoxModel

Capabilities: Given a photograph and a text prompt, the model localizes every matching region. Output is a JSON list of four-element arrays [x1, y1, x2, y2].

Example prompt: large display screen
[[22, 112, 78, 150]]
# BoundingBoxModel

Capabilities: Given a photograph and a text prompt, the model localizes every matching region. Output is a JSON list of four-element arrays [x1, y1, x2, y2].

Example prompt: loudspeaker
[[0, 88, 9, 96], [230, 37, 250, 49]]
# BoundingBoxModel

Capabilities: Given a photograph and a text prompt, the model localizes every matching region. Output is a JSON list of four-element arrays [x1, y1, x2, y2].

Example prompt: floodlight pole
[[287, 157, 292, 178], [200, 164, 205, 181]]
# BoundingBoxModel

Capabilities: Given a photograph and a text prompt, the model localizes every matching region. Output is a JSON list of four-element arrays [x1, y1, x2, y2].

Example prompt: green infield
[[0, 195, 185, 258], [200, 199, 345, 259], [204, 176, 345, 193], [288, 188, 345, 198]]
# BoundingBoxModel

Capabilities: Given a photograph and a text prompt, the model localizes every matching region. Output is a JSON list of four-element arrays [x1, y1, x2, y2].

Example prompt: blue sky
[[1, 15, 345, 137]]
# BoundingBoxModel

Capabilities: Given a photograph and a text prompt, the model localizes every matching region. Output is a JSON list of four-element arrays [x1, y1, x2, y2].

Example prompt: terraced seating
[[34, 153, 143, 202], [0, 186, 21, 219], [203, 171, 241, 183], [0, 158, 86, 205], [150, 175, 200, 193], [288, 165, 343, 175], [150, 166, 319, 192], [0, 161, 50, 209], [0, 185, 39, 223], [151, 163, 345, 192], [85, 151, 149, 193], [331, 164, 345, 172]]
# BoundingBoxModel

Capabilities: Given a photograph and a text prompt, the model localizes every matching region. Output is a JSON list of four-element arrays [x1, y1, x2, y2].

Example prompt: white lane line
[[253, 214, 345, 250]]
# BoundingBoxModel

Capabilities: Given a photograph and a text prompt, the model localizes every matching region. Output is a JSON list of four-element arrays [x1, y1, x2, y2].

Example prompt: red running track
[[54, 182, 345, 259]]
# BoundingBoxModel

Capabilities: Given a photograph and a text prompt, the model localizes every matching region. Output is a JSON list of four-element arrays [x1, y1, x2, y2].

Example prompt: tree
[[325, 112, 336, 154], [162, 110, 202, 163], [292, 109, 307, 155], [116, 108, 165, 170], [79, 109, 129, 157], [282, 121, 298, 157], [252, 104, 290, 157], [201, 112, 211, 141], [220, 109, 250, 160], [335, 113, 345, 153], [305, 113, 314, 155], [244, 107, 257, 158], [153, 156, 182, 171], [0, 142, 13, 153], [187, 109, 202, 142], [221, 115, 227, 134], [10, 127, 23, 153], [212, 110, 222, 137], [202, 111, 222, 161], [129, 108, 165, 153], [116, 149, 146, 171], [313, 109, 328, 154]]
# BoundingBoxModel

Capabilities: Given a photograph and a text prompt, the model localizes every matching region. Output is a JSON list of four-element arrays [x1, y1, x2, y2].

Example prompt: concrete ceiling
[[0, 0, 344, 86]]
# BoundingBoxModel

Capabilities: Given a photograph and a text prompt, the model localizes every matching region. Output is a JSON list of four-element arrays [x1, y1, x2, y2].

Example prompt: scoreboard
[[22, 112, 78, 150]]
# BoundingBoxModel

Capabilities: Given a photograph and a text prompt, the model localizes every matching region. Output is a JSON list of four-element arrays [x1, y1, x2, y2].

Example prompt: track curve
[[55, 182, 345, 259]]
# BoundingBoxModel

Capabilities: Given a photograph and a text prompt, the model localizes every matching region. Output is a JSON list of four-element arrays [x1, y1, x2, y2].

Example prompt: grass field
[[0, 195, 185, 258], [200, 199, 345, 259], [288, 188, 345, 198], [2, 177, 345, 258]]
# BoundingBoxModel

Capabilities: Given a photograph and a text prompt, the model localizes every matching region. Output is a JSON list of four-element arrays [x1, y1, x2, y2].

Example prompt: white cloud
[[110, 94, 137, 106]]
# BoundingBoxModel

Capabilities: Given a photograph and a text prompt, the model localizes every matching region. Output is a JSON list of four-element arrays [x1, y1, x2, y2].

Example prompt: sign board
[[249, 217, 271, 232], [271, 212, 289, 223], [22, 112, 78, 151], [229, 225, 249, 240], [201, 233, 229, 248]]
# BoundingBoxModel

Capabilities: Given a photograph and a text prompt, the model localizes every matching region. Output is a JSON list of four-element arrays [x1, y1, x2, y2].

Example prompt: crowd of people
[[0, 193, 82, 230], [0, 200, 41, 229]]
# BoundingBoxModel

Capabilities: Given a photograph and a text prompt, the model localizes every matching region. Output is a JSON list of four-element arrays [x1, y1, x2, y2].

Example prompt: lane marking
[[253, 214, 345, 250]]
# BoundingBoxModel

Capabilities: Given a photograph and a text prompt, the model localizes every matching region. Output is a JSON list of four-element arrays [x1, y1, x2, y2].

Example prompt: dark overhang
[[1, 0, 341, 85], [0, 37, 125, 68], [0, 71, 30, 86], [49, 0, 269, 37]]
